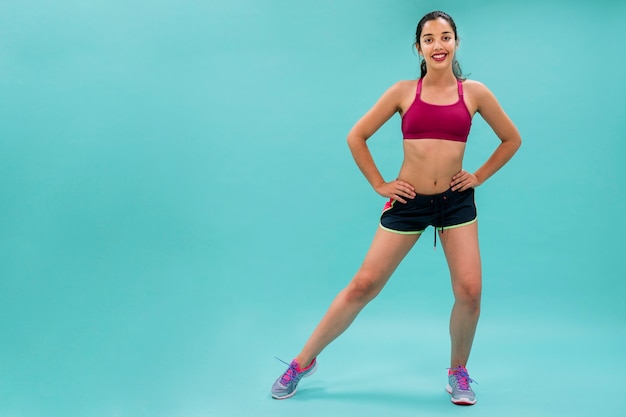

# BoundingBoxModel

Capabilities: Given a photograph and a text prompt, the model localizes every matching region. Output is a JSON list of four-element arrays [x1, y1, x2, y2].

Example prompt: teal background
[[1, 0, 625, 416]]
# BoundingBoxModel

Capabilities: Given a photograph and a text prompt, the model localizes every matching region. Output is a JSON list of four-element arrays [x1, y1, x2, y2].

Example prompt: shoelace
[[448, 365, 477, 391], [275, 357, 299, 385]]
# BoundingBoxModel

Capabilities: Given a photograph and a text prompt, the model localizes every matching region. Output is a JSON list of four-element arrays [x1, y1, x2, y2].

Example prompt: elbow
[[505, 132, 522, 152], [510, 136, 521, 153], [347, 131, 367, 150]]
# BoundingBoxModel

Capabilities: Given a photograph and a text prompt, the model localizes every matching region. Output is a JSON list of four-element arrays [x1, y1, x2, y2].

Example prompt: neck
[[422, 70, 457, 85]]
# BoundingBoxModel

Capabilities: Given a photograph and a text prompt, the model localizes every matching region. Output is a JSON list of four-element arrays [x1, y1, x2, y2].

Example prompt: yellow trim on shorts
[[379, 216, 478, 235], [436, 216, 478, 232], [378, 224, 425, 235]]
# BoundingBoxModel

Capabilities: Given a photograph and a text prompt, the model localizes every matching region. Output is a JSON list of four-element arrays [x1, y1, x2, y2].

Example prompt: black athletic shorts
[[380, 187, 477, 234]]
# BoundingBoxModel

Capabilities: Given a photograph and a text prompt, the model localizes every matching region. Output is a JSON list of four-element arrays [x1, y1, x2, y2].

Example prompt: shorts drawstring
[[432, 193, 448, 250]]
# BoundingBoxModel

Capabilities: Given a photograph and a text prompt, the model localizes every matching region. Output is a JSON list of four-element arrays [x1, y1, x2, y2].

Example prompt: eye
[[443, 36, 451, 41], [423, 38, 432, 44]]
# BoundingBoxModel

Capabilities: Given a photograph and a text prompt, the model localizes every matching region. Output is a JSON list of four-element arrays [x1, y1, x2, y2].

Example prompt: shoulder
[[370, 80, 418, 110], [379, 79, 418, 104], [385, 79, 417, 96], [394, 79, 419, 89], [350, 80, 418, 135], [461, 79, 491, 98], [461, 79, 500, 111]]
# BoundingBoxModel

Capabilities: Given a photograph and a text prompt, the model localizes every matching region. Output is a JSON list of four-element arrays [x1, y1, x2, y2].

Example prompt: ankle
[[294, 356, 315, 371], [448, 364, 467, 375]]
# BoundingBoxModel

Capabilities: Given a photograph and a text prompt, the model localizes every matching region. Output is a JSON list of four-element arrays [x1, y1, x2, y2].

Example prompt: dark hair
[[415, 11, 464, 79]]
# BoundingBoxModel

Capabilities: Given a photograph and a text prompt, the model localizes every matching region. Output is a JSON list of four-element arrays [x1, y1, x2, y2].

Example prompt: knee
[[344, 271, 383, 304], [454, 281, 482, 312]]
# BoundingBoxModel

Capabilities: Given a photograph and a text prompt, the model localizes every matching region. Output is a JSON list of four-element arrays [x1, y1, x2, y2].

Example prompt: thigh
[[439, 221, 482, 294], [356, 227, 421, 285]]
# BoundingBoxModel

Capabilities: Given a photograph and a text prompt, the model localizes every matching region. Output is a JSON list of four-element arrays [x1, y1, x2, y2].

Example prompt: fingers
[[392, 180, 416, 202], [450, 170, 476, 191], [451, 169, 465, 182], [396, 181, 416, 198], [377, 180, 415, 203]]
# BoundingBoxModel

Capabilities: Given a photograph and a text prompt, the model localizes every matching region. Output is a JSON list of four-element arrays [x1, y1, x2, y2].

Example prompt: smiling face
[[417, 17, 459, 70]]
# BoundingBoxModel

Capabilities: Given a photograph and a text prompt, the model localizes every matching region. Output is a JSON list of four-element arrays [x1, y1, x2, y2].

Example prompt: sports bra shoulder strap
[[457, 79, 464, 96], [416, 78, 423, 95]]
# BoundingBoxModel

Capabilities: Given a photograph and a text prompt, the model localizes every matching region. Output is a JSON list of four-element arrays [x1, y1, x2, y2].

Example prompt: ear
[[415, 43, 422, 56]]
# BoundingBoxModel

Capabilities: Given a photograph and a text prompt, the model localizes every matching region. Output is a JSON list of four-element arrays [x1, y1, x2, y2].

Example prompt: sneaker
[[271, 358, 317, 399], [446, 365, 477, 405]]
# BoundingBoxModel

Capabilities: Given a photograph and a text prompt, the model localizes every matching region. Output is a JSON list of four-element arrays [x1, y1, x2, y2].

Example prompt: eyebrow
[[421, 31, 453, 38]]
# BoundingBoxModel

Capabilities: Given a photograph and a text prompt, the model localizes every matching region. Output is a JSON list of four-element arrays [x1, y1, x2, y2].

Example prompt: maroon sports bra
[[401, 78, 472, 142]]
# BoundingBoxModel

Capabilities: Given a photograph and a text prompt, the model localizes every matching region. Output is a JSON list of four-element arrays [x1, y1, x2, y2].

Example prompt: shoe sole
[[271, 362, 318, 400], [446, 384, 476, 405]]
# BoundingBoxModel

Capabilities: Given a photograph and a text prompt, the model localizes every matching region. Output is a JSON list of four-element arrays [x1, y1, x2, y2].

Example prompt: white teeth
[[433, 54, 446, 59]]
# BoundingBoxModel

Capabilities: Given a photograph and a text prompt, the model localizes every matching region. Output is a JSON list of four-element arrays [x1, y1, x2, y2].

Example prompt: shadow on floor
[[291, 386, 451, 409]]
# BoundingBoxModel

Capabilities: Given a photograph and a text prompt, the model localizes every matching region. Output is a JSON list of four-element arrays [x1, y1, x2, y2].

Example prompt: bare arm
[[451, 82, 522, 191], [347, 82, 416, 202]]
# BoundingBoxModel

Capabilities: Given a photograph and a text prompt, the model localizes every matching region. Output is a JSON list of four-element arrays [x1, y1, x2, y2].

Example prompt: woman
[[270, 10, 521, 406]]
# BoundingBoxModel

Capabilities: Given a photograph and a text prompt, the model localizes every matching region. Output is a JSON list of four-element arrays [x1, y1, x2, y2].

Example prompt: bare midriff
[[399, 139, 466, 195]]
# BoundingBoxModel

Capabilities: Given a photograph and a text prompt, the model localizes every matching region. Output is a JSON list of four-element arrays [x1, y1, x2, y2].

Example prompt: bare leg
[[294, 227, 420, 367], [439, 222, 482, 368]]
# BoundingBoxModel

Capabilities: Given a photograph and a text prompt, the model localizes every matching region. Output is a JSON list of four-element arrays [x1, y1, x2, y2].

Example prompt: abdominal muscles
[[399, 139, 466, 194]]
